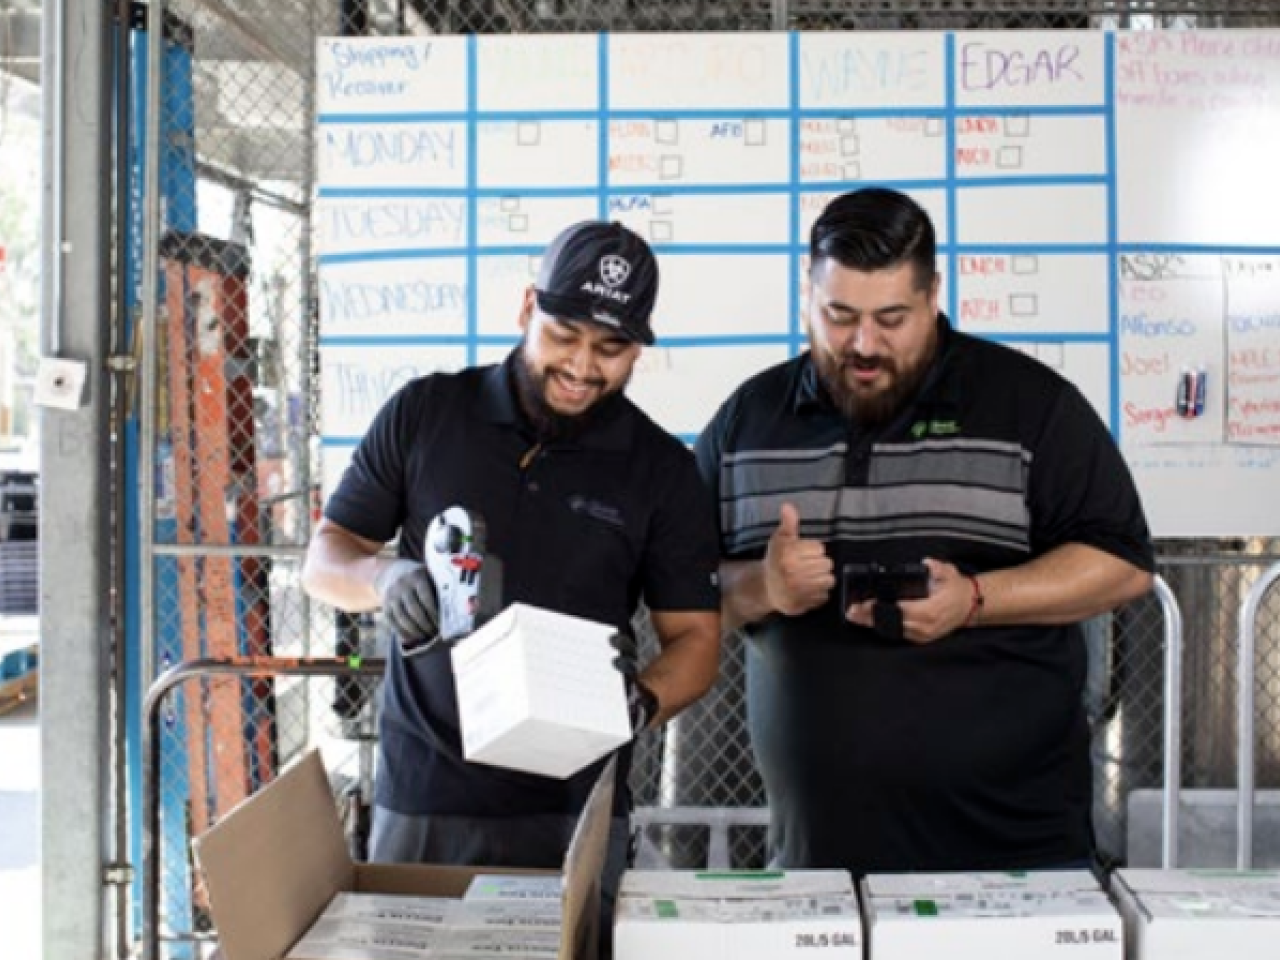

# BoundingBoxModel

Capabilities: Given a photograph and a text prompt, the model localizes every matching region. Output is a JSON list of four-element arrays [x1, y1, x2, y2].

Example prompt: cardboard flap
[[560, 756, 617, 960], [194, 750, 354, 960]]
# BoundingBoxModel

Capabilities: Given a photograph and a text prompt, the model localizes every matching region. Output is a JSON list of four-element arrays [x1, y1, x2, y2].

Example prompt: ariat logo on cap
[[579, 255, 634, 304], [599, 255, 631, 288]]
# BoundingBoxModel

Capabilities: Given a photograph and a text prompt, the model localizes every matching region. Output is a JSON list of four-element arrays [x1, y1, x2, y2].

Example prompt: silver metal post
[[1237, 562, 1280, 869], [1154, 575, 1184, 868], [138, 0, 165, 704]]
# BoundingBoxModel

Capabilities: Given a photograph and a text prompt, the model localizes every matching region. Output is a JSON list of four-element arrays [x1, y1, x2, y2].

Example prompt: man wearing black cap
[[303, 221, 720, 924]]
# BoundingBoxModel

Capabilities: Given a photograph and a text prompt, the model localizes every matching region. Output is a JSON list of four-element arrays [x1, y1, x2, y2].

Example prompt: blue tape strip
[[1115, 243, 1280, 255], [466, 35, 478, 366], [955, 243, 1113, 255], [983, 333, 1110, 344], [318, 249, 467, 265], [950, 175, 1109, 189], [320, 104, 1109, 125], [319, 112, 466, 123], [1105, 35, 1121, 439], [599, 34, 609, 219], [945, 34, 959, 326], [789, 32, 803, 359], [320, 335, 474, 347]]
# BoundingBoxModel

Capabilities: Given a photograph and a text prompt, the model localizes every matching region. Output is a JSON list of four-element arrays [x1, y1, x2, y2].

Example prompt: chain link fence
[[136, 0, 1280, 956]]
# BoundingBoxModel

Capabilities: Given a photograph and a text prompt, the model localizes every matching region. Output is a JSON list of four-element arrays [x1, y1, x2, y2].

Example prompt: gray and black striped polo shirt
[[694, 315, 1154, 874]]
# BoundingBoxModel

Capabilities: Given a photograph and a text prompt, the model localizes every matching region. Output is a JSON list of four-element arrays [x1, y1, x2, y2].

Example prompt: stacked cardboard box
[[615, 870, 862, 960], [1113, 868, 1280, 960], [863, 870, 1122, 960]]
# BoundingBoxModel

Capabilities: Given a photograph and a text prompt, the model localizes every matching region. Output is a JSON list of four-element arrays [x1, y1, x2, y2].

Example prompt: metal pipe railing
[[1153, 575, 1184, 868], [1236, 562, 1280, 869], [141, 655, 385, 960]]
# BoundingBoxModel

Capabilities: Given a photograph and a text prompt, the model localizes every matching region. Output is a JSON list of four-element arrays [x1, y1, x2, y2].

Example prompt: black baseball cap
[[534, 221, 659, 345]]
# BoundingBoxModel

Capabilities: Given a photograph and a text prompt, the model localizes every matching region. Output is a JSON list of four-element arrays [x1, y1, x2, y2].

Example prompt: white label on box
[[449, 900, 562, 932], [464, 874, 564, 903], [435, 928, 562, 957], [287, 941, 429, 960], [287, 919, 438, 960], [621, 870, 855, 899], [616, 874, 862, 960], [322, 892, 455, 926], [865, 870, 1102, 897]]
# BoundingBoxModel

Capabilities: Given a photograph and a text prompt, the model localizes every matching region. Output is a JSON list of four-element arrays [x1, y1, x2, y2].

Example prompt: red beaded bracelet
[[963, 574, 985, 627]]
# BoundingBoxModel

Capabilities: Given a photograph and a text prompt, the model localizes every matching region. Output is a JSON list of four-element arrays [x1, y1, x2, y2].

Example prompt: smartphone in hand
[[841, 562, 931, 608]]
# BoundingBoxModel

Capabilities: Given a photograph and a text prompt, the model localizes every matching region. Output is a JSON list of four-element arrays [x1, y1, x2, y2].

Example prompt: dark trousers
[[370, 807, 631, 960]]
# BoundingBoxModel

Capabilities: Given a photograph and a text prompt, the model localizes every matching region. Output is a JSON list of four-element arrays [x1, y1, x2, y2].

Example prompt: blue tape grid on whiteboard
[[314, 31, 1280, 444], [1105, 34, 1121, 441], [788, 32, 801, 354], [465, 36, 478, 366], [945, 34, 959, 327]]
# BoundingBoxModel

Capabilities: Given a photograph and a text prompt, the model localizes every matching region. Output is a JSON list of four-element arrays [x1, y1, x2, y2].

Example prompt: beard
[[811, 333, 937, 429], [511, 340, 630, 441]]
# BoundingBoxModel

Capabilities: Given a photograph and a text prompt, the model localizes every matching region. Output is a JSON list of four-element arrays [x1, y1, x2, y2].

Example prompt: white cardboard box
[[615, 870, 862, 960], [1112, 868, 1280, 960], [862, 871, 1122, 960], [451, 603, 631, 779]]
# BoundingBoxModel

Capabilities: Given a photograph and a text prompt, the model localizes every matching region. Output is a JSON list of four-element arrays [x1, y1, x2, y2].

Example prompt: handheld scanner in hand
[[420, 506, 505, 651], [841, 561, 930, 607]]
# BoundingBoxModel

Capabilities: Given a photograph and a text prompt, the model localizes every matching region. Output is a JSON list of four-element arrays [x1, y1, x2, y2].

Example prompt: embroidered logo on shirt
[[911, 419, 961, 439], [568, 494, 626, 528]]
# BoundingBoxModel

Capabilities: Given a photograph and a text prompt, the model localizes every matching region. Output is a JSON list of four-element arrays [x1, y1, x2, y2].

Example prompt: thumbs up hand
[[763, 503, 835, 617]]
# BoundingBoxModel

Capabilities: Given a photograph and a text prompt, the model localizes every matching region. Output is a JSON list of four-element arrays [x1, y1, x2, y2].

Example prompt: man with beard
[[694, 187, 1153, 875], [302, 221, 720, 916]]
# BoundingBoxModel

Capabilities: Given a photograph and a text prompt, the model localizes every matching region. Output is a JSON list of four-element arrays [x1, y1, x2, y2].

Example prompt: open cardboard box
[[194, 749, 615, 960]]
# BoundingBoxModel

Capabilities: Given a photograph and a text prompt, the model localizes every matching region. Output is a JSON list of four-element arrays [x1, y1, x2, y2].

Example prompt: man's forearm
[[301, 524, 388, 613], [974, 543, 1153, 627], [720, 559, 774, 632], [639, 611, 720, 727]]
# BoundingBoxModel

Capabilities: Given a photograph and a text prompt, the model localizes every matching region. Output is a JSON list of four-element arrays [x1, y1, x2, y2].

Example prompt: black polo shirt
[[326, 354, 720, 817], [695, 315, 1154, 873]]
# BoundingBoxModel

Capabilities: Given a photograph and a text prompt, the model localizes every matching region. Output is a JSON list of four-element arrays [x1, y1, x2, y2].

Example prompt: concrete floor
[[0, 696, 40, 960]]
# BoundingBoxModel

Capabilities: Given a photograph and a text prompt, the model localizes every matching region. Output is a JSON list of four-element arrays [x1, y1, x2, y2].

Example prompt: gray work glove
[[374, 559, 440, 652], [610, 632, 658, 736]]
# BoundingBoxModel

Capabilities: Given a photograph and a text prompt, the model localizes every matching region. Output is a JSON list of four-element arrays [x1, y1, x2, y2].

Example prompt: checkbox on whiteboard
[[840, 135, 860, 157], [924, 117, 944, 137], [745, 119, 767, 146], [1012, 255, 1040, 275], [651, 194, 674, 215], [659, 155, 683, 180], [517, 121, 541, 146], [997, 146, 1024, 169], [508, 213, 529, 233], [650, 220, 674, 242], [1004, 115, 1031, 137], [500, 196, 520, 212], [843, 162, 862, 181], [837, 117, 858, 134], [1038, 342, 1065, 368], [1009, 293, 1038, 316], [655, 119, 679, 145], [527, 255, 542, 278]]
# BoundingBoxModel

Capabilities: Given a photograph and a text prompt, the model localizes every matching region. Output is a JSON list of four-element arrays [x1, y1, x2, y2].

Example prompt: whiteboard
[[318, 257, 467, 338], [320, 344, 467, 438], [1116, 31, 1280, 247], [314, 30, 1280, 536]]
